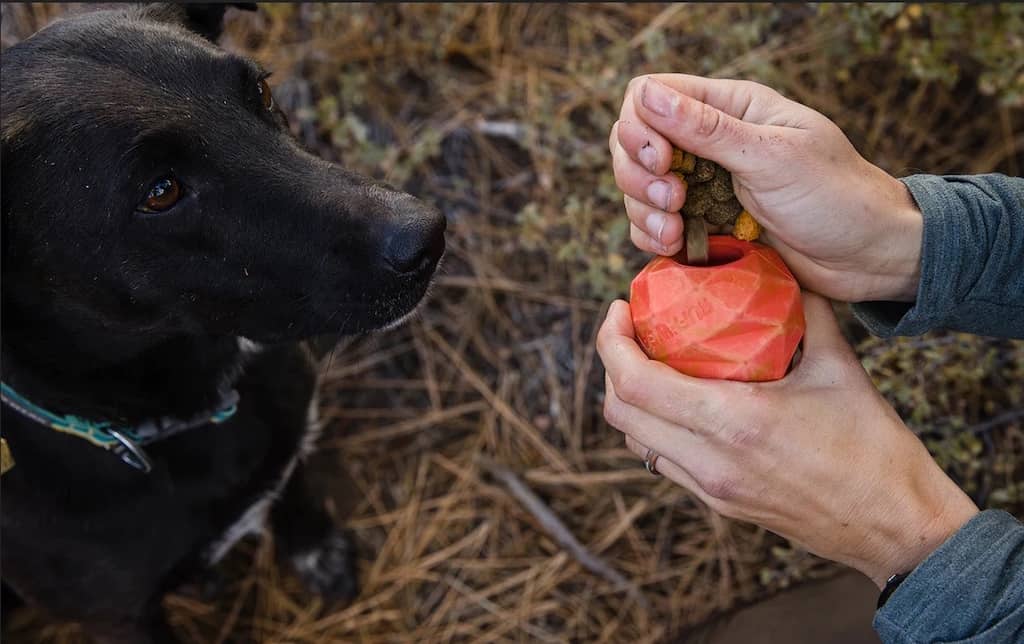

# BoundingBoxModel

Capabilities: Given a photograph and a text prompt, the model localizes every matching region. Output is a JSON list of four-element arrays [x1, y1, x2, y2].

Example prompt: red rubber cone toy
[[630, 236, 805, 382]]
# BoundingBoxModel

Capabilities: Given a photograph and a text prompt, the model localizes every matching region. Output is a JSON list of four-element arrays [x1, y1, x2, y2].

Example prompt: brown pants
[[679, 571, 882, 644]]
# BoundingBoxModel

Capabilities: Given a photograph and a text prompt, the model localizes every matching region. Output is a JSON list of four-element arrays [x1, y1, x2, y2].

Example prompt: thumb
[[633, 78, 785, 174], [601, 299, 635, 339], [799, 291, 855, 360]]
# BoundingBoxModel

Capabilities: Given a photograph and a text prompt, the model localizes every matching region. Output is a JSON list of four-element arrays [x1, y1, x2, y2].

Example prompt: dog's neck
[[2, 298, 246, 426]]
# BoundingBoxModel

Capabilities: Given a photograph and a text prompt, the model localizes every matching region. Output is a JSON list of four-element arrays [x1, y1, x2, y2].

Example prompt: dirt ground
[[3, 4, 1022, 643]]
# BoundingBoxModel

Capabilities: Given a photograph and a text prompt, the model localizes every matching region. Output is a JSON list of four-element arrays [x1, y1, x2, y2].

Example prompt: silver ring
[[643, 448, 661, 477]]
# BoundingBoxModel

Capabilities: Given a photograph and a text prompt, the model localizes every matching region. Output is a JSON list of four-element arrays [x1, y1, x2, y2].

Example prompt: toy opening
[[704, 246, 745, 266], [672, 237, 752, 267]]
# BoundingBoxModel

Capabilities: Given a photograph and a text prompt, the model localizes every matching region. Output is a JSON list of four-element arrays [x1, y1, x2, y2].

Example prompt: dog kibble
[[669, 148, 760, 241]]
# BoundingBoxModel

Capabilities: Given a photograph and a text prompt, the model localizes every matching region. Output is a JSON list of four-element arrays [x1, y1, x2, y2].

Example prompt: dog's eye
[[138, 177, 182, 213], [257, 78, 274, 111]]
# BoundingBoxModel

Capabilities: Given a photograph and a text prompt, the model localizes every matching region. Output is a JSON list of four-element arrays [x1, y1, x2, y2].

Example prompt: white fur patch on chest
[[204, 388, 323, 564]]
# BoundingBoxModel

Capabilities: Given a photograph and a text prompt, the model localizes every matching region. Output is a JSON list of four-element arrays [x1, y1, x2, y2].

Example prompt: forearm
[[854, 173, 1024, 338], [874, 509, 1024, 643]]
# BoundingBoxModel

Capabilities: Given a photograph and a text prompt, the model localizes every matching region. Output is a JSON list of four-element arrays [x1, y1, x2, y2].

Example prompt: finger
[[616, 119, 675, 175], [798, 291, 850, 357], [634, 74, 787, 124], [596, 300, 737, 434], [633, 78, 791, 174], [625, 195, 684, 252], [608, 119, 619, 155], [612, 142, 686, 212], [608, 373, 715, 472], [618, 89, 673, 172], [623, 434, 724, 510], [624, 433, 647, 458], [631, 222, 682, 257]]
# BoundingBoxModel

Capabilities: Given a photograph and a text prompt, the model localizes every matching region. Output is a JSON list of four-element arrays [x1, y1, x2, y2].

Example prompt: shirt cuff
[[852, 174, 963, 338], [873, 509, 1024, 643]]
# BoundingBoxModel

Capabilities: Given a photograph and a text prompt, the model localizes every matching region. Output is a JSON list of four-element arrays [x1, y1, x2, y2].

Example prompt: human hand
[[610, 74, 924, 303], [596, 292, 979, 587]]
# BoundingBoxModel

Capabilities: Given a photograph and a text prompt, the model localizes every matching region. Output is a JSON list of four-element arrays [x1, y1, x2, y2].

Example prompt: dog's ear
[[141, 3, 257, 42]]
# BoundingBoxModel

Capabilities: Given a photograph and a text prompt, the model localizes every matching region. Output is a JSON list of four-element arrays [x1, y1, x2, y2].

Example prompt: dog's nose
[[383, 208, 447, 276]]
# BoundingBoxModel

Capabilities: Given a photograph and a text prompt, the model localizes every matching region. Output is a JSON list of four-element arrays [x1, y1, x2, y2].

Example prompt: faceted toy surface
[[630, 236, 805, 382]]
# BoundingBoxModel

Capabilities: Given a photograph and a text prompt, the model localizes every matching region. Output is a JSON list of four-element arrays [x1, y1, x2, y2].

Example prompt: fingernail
[[641, 79, 677, 117], [647, 180, 671, 211], [645, 212, 667, 244], [638, 143, 657, 173]]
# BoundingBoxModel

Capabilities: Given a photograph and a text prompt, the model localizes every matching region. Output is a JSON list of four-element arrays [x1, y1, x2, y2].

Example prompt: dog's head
[[1, 4, 446, 345]]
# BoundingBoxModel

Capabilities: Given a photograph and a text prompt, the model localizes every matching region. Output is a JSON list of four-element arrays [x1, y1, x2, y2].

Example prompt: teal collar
[[0, 382, 238, 473]]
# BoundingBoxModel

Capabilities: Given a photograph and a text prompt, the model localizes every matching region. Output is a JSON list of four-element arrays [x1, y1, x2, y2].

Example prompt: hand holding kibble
[[610, 74, 923, 303]]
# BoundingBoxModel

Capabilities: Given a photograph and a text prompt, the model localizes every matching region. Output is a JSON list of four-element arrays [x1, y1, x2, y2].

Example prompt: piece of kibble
[[705, 197, 743, 225], [692, 157, 716, 183], [732, 210, 760, 241], [670, 149, 696, 173], [671, 148, 684, 169], [708, 165, 736, 202]]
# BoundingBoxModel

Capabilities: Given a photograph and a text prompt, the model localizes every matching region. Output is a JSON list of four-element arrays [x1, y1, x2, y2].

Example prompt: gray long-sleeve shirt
[[852, 173, 1024, 643]]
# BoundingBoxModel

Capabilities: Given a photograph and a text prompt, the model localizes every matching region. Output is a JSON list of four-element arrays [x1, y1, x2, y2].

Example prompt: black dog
[[1, 4, 445, 642]]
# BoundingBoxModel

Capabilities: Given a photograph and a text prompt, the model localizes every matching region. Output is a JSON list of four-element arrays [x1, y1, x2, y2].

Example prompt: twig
[[965, 408, 1024, 436], [477, 456, 651, 610], [912, 408, 1024, 438], [318, 341, 416, 382], [628, 3, 686, 48], [473, 118, 529, 140], [434, 274, 602, 311], [321, 401, 488, 448]]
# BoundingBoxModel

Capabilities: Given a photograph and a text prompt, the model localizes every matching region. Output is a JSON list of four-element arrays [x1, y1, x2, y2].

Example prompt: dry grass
[[3, 3, 1022, 643]]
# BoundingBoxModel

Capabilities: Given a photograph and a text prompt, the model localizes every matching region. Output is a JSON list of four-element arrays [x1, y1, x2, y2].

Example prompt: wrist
[[864, 175, 923, 303], [884, 179, 924, 301], [861, 472, 979, 589]]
